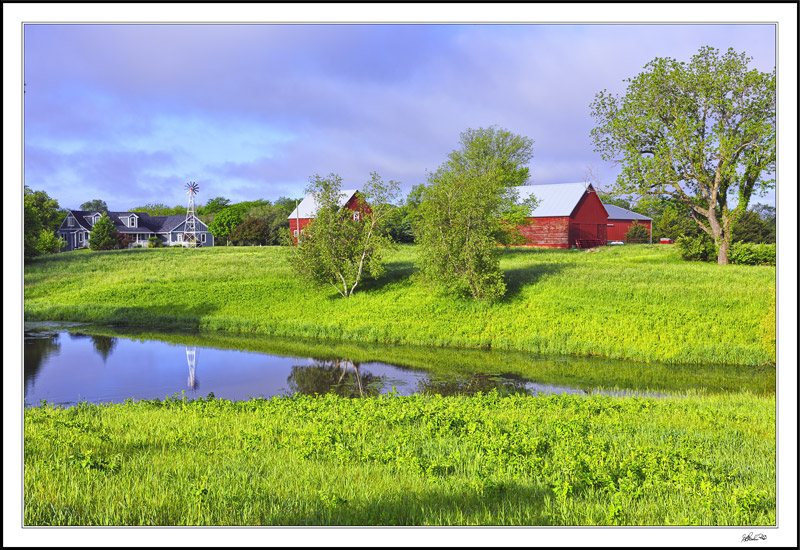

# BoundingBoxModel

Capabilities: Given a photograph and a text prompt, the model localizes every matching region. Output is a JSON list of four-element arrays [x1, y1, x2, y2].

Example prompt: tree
[[35, 229, 65, 255], [288, 172, 401, 298], [590, 46, 775, 264], [624, 221, 650, 244], [88, 213, 118, 250], [230, 217, 270, 245], [414, 126, 538, 301], [24, 186, 63, 260], [80, 199, 108, 213], [207, 206, 245, 246], [200, 196, 231, 216], [130, 203, 186, 216]]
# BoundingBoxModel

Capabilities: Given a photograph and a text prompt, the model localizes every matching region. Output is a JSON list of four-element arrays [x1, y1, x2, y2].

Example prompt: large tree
[[24, 186, 64, 260], [88, 213, 119, 250], [590, 46, 775, 264], [288, 172, 401, 298], [414, 126, 538, 301], [207, 206, 246, 246], [80, 199, 109, 213]]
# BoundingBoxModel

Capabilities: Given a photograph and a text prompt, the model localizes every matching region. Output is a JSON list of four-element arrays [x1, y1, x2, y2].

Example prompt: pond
[[23, 324, 774, 407]]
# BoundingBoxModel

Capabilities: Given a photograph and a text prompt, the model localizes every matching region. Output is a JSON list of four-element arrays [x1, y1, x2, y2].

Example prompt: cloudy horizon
[[24, 23, 776, 211]]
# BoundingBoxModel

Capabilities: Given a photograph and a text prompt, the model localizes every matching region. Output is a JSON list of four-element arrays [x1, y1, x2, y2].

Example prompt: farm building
[[516, 183, 609, 248], [604, 204, 653, 243], [57, 210, 213, 251], [287, 189, 371, 242]]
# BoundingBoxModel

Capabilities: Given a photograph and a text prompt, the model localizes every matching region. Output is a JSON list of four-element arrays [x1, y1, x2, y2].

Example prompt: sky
[[22, 22, 778, 211]]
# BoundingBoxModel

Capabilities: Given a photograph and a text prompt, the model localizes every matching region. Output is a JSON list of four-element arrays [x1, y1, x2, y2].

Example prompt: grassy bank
[[23, 244, 776, 366], [23, 392, 775, 526]]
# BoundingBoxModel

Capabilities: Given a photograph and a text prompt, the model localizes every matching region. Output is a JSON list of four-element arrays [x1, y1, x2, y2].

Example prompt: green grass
[[23, 392, 775, 526], [23, 244, 776, 365]]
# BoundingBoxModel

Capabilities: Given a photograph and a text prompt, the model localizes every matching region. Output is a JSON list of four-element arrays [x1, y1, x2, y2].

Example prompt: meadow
[[23, 391, 774, 526], [24, 244, 776, 366]]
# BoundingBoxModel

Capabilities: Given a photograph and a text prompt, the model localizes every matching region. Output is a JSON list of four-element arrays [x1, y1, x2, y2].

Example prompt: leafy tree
[[590, 46, 775, 264], [732, 204, 775, 244], [623, 221, 650, 244], [88, 213, 119, 250], [200, 196, 231, 216], [652, 204, 701, 241], [207, 206, 246, 246], [288, 172, 401, 298], [80, 199, 108, 213], [385, 184, 425, 244], [147, 236, 164, 248], [35, 229, 65, 255], [414, 126, 538, 301], [231, 217, 270, 245], [130, 203, 186, 216], [24, 186, 64, 260]]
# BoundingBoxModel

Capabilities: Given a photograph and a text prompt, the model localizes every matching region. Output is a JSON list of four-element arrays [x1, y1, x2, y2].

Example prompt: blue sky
[[22, 23, 777, 210]]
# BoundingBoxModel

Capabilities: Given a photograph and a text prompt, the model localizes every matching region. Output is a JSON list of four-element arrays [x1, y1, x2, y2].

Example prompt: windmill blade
[[185, 182, 199, 196]]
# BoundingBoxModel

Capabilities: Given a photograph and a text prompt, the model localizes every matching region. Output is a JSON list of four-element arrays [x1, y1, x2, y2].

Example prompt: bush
[[729, 242, 776, 266], [676, 234, 717, 262], [624, 221, 650, 243], [147, 236, 164, 248]]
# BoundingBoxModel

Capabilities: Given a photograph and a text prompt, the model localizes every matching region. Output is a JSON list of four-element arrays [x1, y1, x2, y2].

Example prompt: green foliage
[[24, 186, 64, 260], [623, 221, 650, 244], [728, 242, 776, 266], [80, 199, 108, 213], [130, 203, 187, 216], [88, 213, 119, 251], [23, 245, 776, 366], [207, 206, 246, 245], [35, 229, 66, 255], [590, 46, 776, 264], [242, 199, 298, 245], [199, 196, 231, 216], [652, 204, 701, 241], [675, 234, 717, 262], [147, 236, 164, 248], [289, 172, 401, 298], [732, 205, 776, 244], [230, 217, 270, 245], [23, 392, 775, 526], [415, 126, 538, 301]]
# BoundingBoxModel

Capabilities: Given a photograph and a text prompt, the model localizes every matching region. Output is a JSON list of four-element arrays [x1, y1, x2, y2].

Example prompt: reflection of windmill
[[183, 181, 199, 247], [186, 346, 198, 390]]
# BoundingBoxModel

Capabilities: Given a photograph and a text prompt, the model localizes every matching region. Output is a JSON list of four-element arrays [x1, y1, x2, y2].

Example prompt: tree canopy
[[80, 199, 109, 213], [88, 213, 119, 250], [288, 172, 401, 298], [414, 126, 538, 301], [24, 186, 64, 260], [590, 46, 775, 264]]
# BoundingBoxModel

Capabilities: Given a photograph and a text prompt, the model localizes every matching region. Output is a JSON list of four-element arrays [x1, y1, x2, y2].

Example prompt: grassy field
[[24, 244, 776, 366], [23, 392, 775, 526]]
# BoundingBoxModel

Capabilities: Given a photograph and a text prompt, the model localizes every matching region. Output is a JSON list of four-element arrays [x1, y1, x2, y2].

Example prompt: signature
[[741, 532, 767, 542]]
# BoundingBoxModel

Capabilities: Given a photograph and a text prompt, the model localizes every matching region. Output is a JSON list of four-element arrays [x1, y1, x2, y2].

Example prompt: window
[[177, 234, 183, 242], [293, 230, 299, 237], [201, 233, 206, 243], [67, 217, 74, 227], [78, 232, 84, 243], [353, 212, 360, 221], [130, 216, 137, 227]]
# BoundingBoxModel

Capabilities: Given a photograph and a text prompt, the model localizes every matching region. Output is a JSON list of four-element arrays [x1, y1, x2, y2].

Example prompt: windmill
[[183, 181, 199, 247], [186, 346, 198, 391]]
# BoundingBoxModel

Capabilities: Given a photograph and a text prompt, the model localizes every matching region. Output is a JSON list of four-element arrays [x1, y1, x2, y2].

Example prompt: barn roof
[[602, 203, 653, 221], [516, 183, 601, 217], [287, 189, 359, 220]]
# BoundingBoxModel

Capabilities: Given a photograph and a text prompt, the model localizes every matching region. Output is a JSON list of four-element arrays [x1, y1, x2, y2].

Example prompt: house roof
[[602, 203, 653, 221], [287, 189, 359, 220], [63, 210, 205, 233], [516, 183, 603, 217]]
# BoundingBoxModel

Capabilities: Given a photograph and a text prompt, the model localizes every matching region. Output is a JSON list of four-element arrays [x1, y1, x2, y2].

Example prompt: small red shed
[[287, 189, 370, 243], [516, 183, 609, 248], [603, 204, 653, 243]]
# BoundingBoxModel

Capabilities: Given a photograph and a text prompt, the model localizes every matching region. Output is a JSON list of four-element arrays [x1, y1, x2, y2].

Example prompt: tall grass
[[23, 392, 775, 526], [24, 244, 776, 366]]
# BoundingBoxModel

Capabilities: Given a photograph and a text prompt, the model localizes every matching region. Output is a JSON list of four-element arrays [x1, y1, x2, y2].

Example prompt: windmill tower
[[183, 181, 199, 247]]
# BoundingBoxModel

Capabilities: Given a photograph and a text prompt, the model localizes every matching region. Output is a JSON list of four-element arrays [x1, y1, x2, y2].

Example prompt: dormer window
[[67, 216, 74, 227], [129, 215, 137, 228]]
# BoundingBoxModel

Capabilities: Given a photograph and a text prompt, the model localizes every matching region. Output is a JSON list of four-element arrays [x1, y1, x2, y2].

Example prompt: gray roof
[[516, 183, 604, 217], [603, 204, 652, 221], [287, 190, 359, 220], [63, 210, 206, 233]]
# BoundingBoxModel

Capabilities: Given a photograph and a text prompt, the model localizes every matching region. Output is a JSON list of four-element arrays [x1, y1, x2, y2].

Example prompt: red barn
[[287, 189, 370, 243], [516, 183, 609, 248], [603, 204, 653, 243]]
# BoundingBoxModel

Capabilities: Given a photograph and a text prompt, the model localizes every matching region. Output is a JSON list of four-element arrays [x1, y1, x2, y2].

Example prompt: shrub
[[147, 236, 164, 248], [88, 213, 119, 251], [729, 242, 776, 266], [675, 234, 717, 262], [624, 221, 650, 243]]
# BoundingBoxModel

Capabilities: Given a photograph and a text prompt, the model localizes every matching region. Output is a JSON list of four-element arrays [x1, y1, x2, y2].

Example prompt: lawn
[[23, 244, 776, 366]]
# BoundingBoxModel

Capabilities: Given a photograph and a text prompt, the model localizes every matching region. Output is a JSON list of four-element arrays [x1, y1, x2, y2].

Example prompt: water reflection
[[186, 346, 198, 391], [286, 359, 387, 397], [67, 332, 117, 363], [24, 331, 61, 395], [416, 373, 532, 397]]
